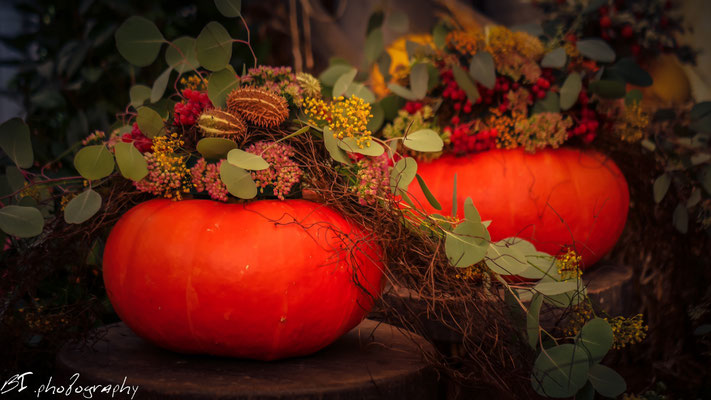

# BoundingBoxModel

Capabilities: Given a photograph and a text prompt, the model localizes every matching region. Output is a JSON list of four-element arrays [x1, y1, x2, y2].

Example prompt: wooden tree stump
[[55, 319, 436, 400]]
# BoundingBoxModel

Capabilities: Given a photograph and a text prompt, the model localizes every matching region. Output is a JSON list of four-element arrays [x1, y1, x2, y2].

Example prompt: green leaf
[[380, 95, 405, 120], [541, 47, 567, 69], [129, 85, 152, 108], [577, 318, 614, 363], [337, 137, 384, 157], [589, 80, 626, 99], [451, 65, 480, 103], [560, 72, 582, 111], [136, 107, 165, 138], [366, 11, 384, 35], [227, 148, 269, 170], [519, 251, 558, 280], [150, 67, 172, 103], [609, 57, 652, 86], [367, 102, 385, 132], [653, 173, 671, 203], [415, 174, 442, 210], [672, 203, 688, 234], [531, 343, 590, 398], [402, 129, 443, 152], [319, 64, 353, 87], [0, 118, 34, 168], [219, 162, 257, 199], [387, 83, 417, 100], [114, 142, 149, 181], [390, 157, 417, 193], [207, 67, 240, 108], [344, 83, 376, 104], [532, 91, 560, 114], [588, 364, 626, 398], [486, 241, 529, 276], [196, 137, 238, 160], [5, 166, 25, 192], [469, 52, 496, 89], [64, 189, 102, 224], [534, 280, 581, 296], [165, 36, 199, 74], [432, 21, 450, 49], [333, 67, 358, 98], [387, 11, 409, 33], [378, 51, 392, 82], [115, 16, 165, 67], [0, 205, 44, 238], [323, 126, 351, 164], [196, 21, 233, 71], [527, 294, 543, 349], [73, 145, 115, 181], [410, 63, 429, 99], [365, 28, 384, 64], [451, 173, 458, 217], [462, 197, 481, 223], [445, 220, 490, 267], [214, 0, 241, 17], [577, 39, 616, 63]]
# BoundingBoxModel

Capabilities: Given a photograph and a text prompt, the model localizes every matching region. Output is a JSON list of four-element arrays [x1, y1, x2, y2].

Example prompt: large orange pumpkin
[[409, 148, 629, 267], [103, 199, 384, 360]]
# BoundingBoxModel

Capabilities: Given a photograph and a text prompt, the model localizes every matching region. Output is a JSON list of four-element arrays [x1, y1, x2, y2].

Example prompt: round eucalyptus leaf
[[165, 36, 199, 74], [227, 148, 269, 170], [390, 157, 417, 193], [73, 145, 115, 181], [337, 137, 384, 157], [469, 52, 496, 90], [115, 16, 165, 66], [332, 68, 357, 98], [402, 129, 444, 152], [136, 107, 165, 138], [150, 67, 172, 103], [0, 118, 33, 168], [577, 318, 614, 363], [344, 82, 376, 104], [367, 102, 385, 132], [5, 165, 26, 193], [587, 364, 626, 398], [387, 83, 417, 100], [445, 220, 490, 268], [0, 205, 44, 238], [576, 39, 616, 63], [219, 162, 257, 199], [410, 63, 429, 99], [129, 85, 152, 108], [486, 240, 529, 276], [451, 65, 479, 103], [323, 126, 351, 165], [531, 343, 590, 398], [364, 27, 384, 64], [196, 137, 238, 160], [319, 64, 353, 87], [64, 189, 102, 224], [214, 0, 241, 17], [534, 279, 582, 296], [114, 141, 149, 181], [541, 47, 567, 69], [196, 21, 233, 71], [207, 67, 240, 108], [560, 72, 582, 111]]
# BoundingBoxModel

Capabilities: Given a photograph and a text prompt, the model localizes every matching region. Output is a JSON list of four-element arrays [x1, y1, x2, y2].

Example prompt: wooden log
[[55, 319, 436, 400]]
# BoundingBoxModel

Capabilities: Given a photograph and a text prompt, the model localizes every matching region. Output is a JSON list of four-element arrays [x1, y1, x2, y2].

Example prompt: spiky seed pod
[[227, 87, 289, 128], [296, 72, 322, 99], [197, 109, 247, 138]]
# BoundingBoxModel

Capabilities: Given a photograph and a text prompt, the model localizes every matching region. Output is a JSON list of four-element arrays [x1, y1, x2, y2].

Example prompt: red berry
[[599, 16, 612, 28], [621, 25, 634, 39]]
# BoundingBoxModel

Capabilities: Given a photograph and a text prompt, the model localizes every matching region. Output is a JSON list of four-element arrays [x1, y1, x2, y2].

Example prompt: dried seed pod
[[197, 109, 247, 138], [227, 87, 289, 128]]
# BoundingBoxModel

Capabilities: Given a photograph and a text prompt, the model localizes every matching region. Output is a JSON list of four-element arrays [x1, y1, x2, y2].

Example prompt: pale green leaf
[[219, 162, 257, 199], [333, 68, 357, 98], [64, 189, 102, 224], [165, 36, 199, 74], [73, 145, 115, 181], [541, 47, 567, 69], [410, 63, 429, 99], [227, 148, 269, 170], [129, 85, 151, 108], [114, 141, 148, 181], [452, 64, 479, 103], [587, 365, 626, 398], [323, 126, 351, 164], [150, 67, 172, 103], [653, 173, 671, 203], [207, 67, 239, 108], [469, 52, 496, 89], [527, 294, 543, 349], [136, 106, 165, 138], [0, 205, 44, 238], [445, 220, 490, 267], [115, 16, 165, 66], [196, 21, 233, 71], [560, 72, 582, 111], [196, 137, 238, 160], [337, 137, 384, 157], [365, 28, 384, 64], [576, 318, 614, 363], [532, 344, 590, 398], [390, 157, 417, 193], [577, 39, 616, 63], [534, 279, 581, 296], [214, 0, 241, 17], [402, 129, 443, 152], [0, 118, 34, 168], [387, 83, 417, 100]]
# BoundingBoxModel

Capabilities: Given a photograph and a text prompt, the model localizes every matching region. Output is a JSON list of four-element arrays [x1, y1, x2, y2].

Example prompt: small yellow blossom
[[606, 314, 648, 349], [616, 101, 650, 143], [557, 248, 583, 281], [304, 95, 373, 148]]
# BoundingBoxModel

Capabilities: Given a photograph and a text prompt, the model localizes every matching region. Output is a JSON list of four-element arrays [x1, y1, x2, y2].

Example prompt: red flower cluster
[[173, 89, 212, 126], [121, 123, 153, 153], [449, 125, 498, 154], [404, 101, 424, 114]]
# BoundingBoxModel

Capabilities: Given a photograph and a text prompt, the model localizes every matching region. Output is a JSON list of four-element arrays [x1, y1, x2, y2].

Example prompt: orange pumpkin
[[103, 199, 384, 360], [409, 148, 629, 267]]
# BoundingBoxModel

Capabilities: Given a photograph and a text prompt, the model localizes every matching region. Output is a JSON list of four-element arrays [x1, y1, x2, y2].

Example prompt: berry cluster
[[449, 125, 498, 154], [173, 89, 212, 126], [121, 123, 153, 153], [404, 101, 424, 114]]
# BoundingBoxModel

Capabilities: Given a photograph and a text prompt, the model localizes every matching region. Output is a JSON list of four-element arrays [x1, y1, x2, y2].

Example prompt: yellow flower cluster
[[557, 248, 583, 281], [19, 182, 41, 201], [616, 102, 650, 143], [455, 262, 488, 282], [484, 108, 526, 149], [304, 95, 373, 148], [446, 30, 484, 55], [180, 75, 207, 91], [135, 133, 191, 200], [606, 314, 648, 349], [564, 302, 594, 337]]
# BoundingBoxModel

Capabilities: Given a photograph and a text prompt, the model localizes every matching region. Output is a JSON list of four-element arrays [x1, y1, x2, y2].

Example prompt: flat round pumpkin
[[409, 148, 629, 267], [103, 199, 384, 360]]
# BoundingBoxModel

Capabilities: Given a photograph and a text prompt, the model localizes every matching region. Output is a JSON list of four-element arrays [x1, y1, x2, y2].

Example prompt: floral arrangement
[[0, 2, 656, 399]]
